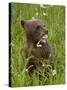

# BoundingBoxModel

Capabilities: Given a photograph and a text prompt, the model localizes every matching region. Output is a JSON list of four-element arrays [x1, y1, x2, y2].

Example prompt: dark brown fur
[[21, 19, 51, 74]]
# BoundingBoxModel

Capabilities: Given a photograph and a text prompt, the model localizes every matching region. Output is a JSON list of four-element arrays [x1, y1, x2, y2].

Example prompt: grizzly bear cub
[[21, 19, 51, 74]]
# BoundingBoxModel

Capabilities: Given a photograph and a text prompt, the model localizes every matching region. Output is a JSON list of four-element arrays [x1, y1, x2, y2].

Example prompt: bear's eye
[[36, 25, 41, 30], [43, 24, 45, 27]]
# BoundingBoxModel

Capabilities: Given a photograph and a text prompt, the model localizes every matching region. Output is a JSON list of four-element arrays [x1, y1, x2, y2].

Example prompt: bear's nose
[[45, 30, 48, 34]]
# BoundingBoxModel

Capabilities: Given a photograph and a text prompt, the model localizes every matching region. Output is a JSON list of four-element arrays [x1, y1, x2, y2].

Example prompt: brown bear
[[21, 19, 51, 75]]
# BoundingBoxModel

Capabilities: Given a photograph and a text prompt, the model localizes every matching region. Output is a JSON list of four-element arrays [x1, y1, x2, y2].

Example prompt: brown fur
[[21, 19, 51, 74]]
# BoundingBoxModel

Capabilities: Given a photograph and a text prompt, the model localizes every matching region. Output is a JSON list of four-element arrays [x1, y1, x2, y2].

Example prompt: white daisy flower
[[36, 12, 38, 16], [25, 69, 28, 72], [43, 12, 47, 16], [11, 42, 14, 47], [52, 69, 56, 76], [42, 64, 45, 67], [31, 17, 35, 20]]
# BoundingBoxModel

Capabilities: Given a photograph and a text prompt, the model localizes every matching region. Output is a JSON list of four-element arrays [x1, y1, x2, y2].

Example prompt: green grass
[[10, 3, 65, 87]]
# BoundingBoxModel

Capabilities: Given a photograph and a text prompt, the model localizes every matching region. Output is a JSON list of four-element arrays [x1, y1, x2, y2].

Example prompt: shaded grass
[[10, 3, 65, 87]]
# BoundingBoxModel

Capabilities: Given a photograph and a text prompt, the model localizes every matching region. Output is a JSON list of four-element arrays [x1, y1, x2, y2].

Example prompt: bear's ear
[[21, 20, 26, 28]]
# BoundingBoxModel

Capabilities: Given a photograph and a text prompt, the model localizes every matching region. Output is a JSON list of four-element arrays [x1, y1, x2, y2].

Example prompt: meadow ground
[[10, 3, 65, 87]]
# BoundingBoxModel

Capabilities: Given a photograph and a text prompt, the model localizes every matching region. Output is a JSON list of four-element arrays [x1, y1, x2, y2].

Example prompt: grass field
[[10, 3, 65, 87]]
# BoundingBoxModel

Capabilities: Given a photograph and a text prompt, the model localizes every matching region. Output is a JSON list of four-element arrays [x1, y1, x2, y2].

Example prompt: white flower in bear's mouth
[[37, 40, 42, 47], [36, 34, 48, 47]]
